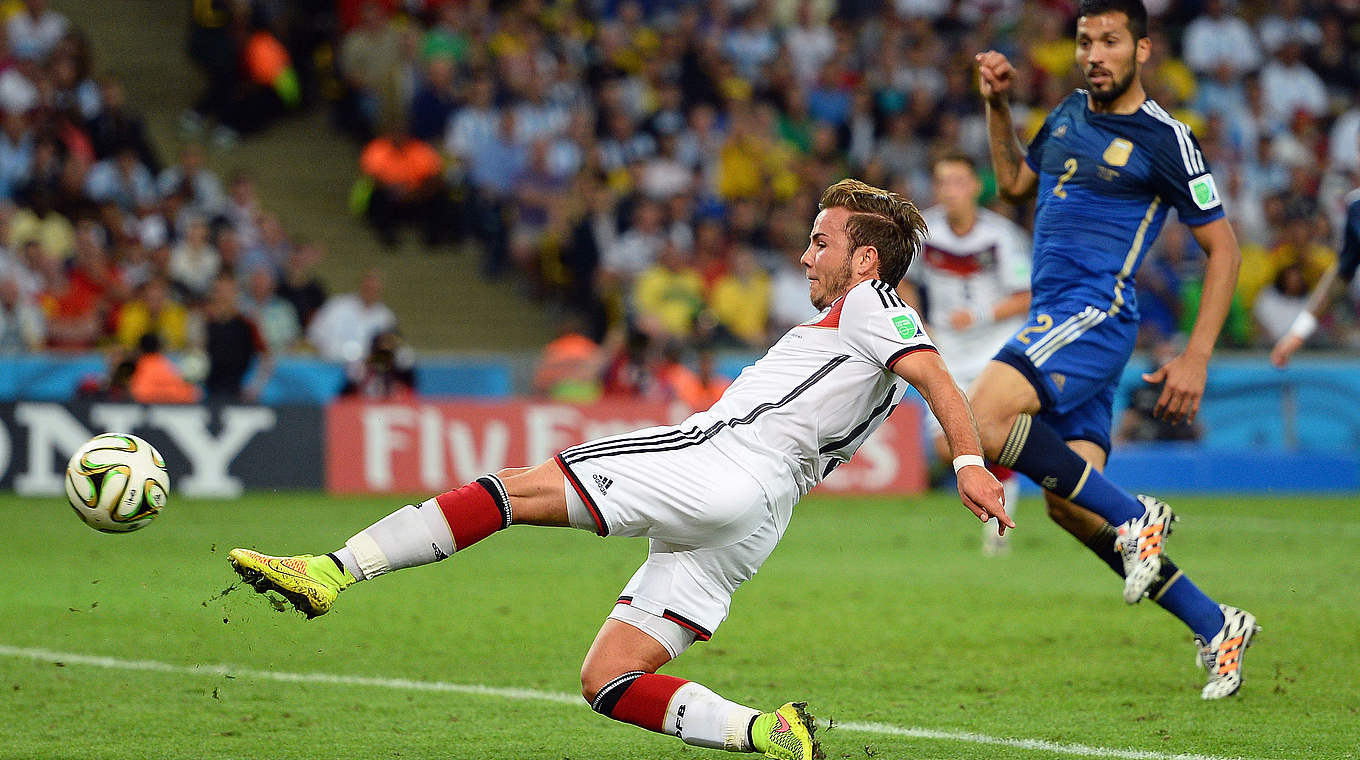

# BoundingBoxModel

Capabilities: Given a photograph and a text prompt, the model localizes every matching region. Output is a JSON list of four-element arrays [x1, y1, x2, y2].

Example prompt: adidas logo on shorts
[[592, 473, 614, 495]]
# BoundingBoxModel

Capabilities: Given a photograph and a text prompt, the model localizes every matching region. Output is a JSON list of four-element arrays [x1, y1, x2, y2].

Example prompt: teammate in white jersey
[[227, 179, 1011, 760], [901, 153, 1032, 555]]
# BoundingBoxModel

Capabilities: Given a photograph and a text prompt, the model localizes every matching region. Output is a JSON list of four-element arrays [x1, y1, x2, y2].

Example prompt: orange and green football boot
[[228, 549, 355, 619]]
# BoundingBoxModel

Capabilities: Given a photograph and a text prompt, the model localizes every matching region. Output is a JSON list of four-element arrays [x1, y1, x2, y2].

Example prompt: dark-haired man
[[228, 179, 1011, 760], [972, 0, 1257, 699]]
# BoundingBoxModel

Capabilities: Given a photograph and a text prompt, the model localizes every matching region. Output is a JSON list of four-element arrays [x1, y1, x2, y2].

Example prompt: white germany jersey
[[686, 279, 937, 503], [911, 206, 1031, 382]]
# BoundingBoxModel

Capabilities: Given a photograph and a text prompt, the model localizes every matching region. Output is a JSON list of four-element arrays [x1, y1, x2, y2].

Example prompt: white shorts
[[555, 425, 790, 649]]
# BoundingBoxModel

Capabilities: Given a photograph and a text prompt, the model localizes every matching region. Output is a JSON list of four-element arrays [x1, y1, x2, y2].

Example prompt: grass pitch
[[1, 490, 1356, 760]]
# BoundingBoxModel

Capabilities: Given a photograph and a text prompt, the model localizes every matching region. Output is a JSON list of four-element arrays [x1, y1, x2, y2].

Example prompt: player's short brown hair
[[818, 178, 927, 286]]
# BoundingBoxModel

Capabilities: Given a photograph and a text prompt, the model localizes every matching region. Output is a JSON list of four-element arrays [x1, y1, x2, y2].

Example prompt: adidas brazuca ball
[[65, 433, 170, 533]]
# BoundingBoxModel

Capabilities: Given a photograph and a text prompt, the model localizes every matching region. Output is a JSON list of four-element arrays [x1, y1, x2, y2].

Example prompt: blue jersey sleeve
[[1148, 125, 1225, 228], [1339, 197, 1360, 284], [1025, 113, 1054, 173]]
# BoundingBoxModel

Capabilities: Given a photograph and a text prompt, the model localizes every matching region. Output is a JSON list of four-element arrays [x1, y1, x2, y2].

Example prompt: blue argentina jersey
[[1025, 91, 1225, 322]]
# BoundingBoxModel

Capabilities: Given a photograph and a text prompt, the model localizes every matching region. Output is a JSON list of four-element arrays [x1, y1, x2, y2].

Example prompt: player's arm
[[950, 289, 1031, 330], [976, 50, 1038, 203], [1270, 263, 1343, 368], [1272, 199, 1360, 367], [1142, 217, 1240, 424], [892, 350, 1014, 533]]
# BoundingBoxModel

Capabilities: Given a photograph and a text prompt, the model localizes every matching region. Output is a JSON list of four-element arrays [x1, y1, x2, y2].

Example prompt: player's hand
[[1270, 334, 1304, 368], [956, 464, 1014, 535], [975, 50, 1014, 103], [1142, 350, 1209, 426], [948, 309, 974, 330]]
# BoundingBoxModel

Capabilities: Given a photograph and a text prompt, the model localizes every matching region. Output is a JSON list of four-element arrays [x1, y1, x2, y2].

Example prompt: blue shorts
[[994, 305, 1136, 453]]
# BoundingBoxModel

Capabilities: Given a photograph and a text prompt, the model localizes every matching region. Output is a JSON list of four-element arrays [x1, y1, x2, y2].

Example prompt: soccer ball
[[65, 433, 170, 533]]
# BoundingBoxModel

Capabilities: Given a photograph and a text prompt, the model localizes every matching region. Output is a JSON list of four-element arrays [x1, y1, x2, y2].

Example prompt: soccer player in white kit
[[228, 179, 1012, 760], [901, 153, 1032, 555]]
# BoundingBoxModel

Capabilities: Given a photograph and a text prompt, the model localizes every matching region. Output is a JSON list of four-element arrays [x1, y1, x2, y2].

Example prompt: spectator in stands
[[657, 344, 728, 411], [533, 317, 617, 403], [1253, 264, 1312, 345], [7, 0, 68, 63], [336, 1, 404, 143], [128, 332, 200, 404], [241, 211, 291, 276], [1181, 0, 1262, 83], [306, 267, 396, 363], [199, 272, 271, 401], [1256, 0, 1321, 57], [462, 109, 526, 274], [339, 329, 415, 399], [0, 238, 49, 302], [277, 239, 328, 329], [1259, 37, 1328, 125], [602, 197, 665, 284], [9, 195, 73, 264], [633, 240, 704, 342], [359, 121, 448, 249], [157, 143, 227, 222], [239, 266, 299, 352], [708, 245, 771, 347], [408, 55, 458, 143], [87, 77, 160, 172], [84, 146, 157, 214], [0, 111, 34, 202], [44, 222, 125, 351], [168, 215, 220, 302], [116, 274, 189, 352], [0, 273, 44, 352]]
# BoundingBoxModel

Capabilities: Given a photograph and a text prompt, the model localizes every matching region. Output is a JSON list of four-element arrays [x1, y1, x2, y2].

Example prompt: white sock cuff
[[345, 530, 390, 579], [726, 705, 761, 752]]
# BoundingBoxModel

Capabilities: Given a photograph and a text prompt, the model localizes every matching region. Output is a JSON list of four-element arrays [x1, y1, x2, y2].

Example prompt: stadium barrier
[[0, 401, 325, 498], [324, 398, 927, 495]]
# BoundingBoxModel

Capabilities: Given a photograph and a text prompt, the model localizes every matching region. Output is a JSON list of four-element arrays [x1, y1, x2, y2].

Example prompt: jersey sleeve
[[838, 281, 937, 371], [1338, 196, 1360, 284], [1024, 113, 1053, 173], [1149, 125, 1225, 228]]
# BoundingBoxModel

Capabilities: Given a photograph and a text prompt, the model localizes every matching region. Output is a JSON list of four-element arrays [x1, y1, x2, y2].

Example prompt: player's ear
[[1135, 36, 1151, 65], [856, 245, 879, 276]]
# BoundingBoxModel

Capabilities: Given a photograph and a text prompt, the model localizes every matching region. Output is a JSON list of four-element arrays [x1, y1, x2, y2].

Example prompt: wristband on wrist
[[1287, 310, 1317, 340], [953, 454, 986, 473], [971, 305, 994, 327]]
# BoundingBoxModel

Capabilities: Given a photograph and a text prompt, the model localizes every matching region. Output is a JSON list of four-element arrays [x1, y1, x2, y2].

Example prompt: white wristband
[[953, 454, 986, 473], [1287, 310, 1317, 340], [971, 305, 994, 327]]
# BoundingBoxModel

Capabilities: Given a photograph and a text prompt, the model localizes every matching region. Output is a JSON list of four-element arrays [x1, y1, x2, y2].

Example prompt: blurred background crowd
[[0, 0, 1356, 407]]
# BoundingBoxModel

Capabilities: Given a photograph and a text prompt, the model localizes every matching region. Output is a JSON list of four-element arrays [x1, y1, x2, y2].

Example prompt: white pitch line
[[0, 645, 1272, 760]]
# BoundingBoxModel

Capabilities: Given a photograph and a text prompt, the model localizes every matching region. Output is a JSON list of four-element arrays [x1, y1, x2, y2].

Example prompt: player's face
[[801, 207, 857, 310], [1075, 12, 1142, 104], [933, 161, 980, 216]]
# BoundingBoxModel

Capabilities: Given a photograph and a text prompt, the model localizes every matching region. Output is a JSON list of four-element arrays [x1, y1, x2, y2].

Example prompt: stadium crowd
[[0, 0, 1357, 405]]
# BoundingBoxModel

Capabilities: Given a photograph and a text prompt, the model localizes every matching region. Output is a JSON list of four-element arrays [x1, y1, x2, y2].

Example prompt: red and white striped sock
[[336, 475, 512, 580], [591, 672, 758, 751]]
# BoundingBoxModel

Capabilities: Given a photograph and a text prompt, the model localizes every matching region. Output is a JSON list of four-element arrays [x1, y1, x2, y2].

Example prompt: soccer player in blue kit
[[969, 0, 1258, 699]]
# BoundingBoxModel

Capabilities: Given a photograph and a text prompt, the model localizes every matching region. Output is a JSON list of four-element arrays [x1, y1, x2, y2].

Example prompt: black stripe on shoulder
[[868, 280, 891, 308], [886, 344, 938, 370]]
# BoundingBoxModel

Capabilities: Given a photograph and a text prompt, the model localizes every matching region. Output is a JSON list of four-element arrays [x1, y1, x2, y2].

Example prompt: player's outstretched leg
[[1196, 604, 1260, 700], [229, 474, 516, 617]]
